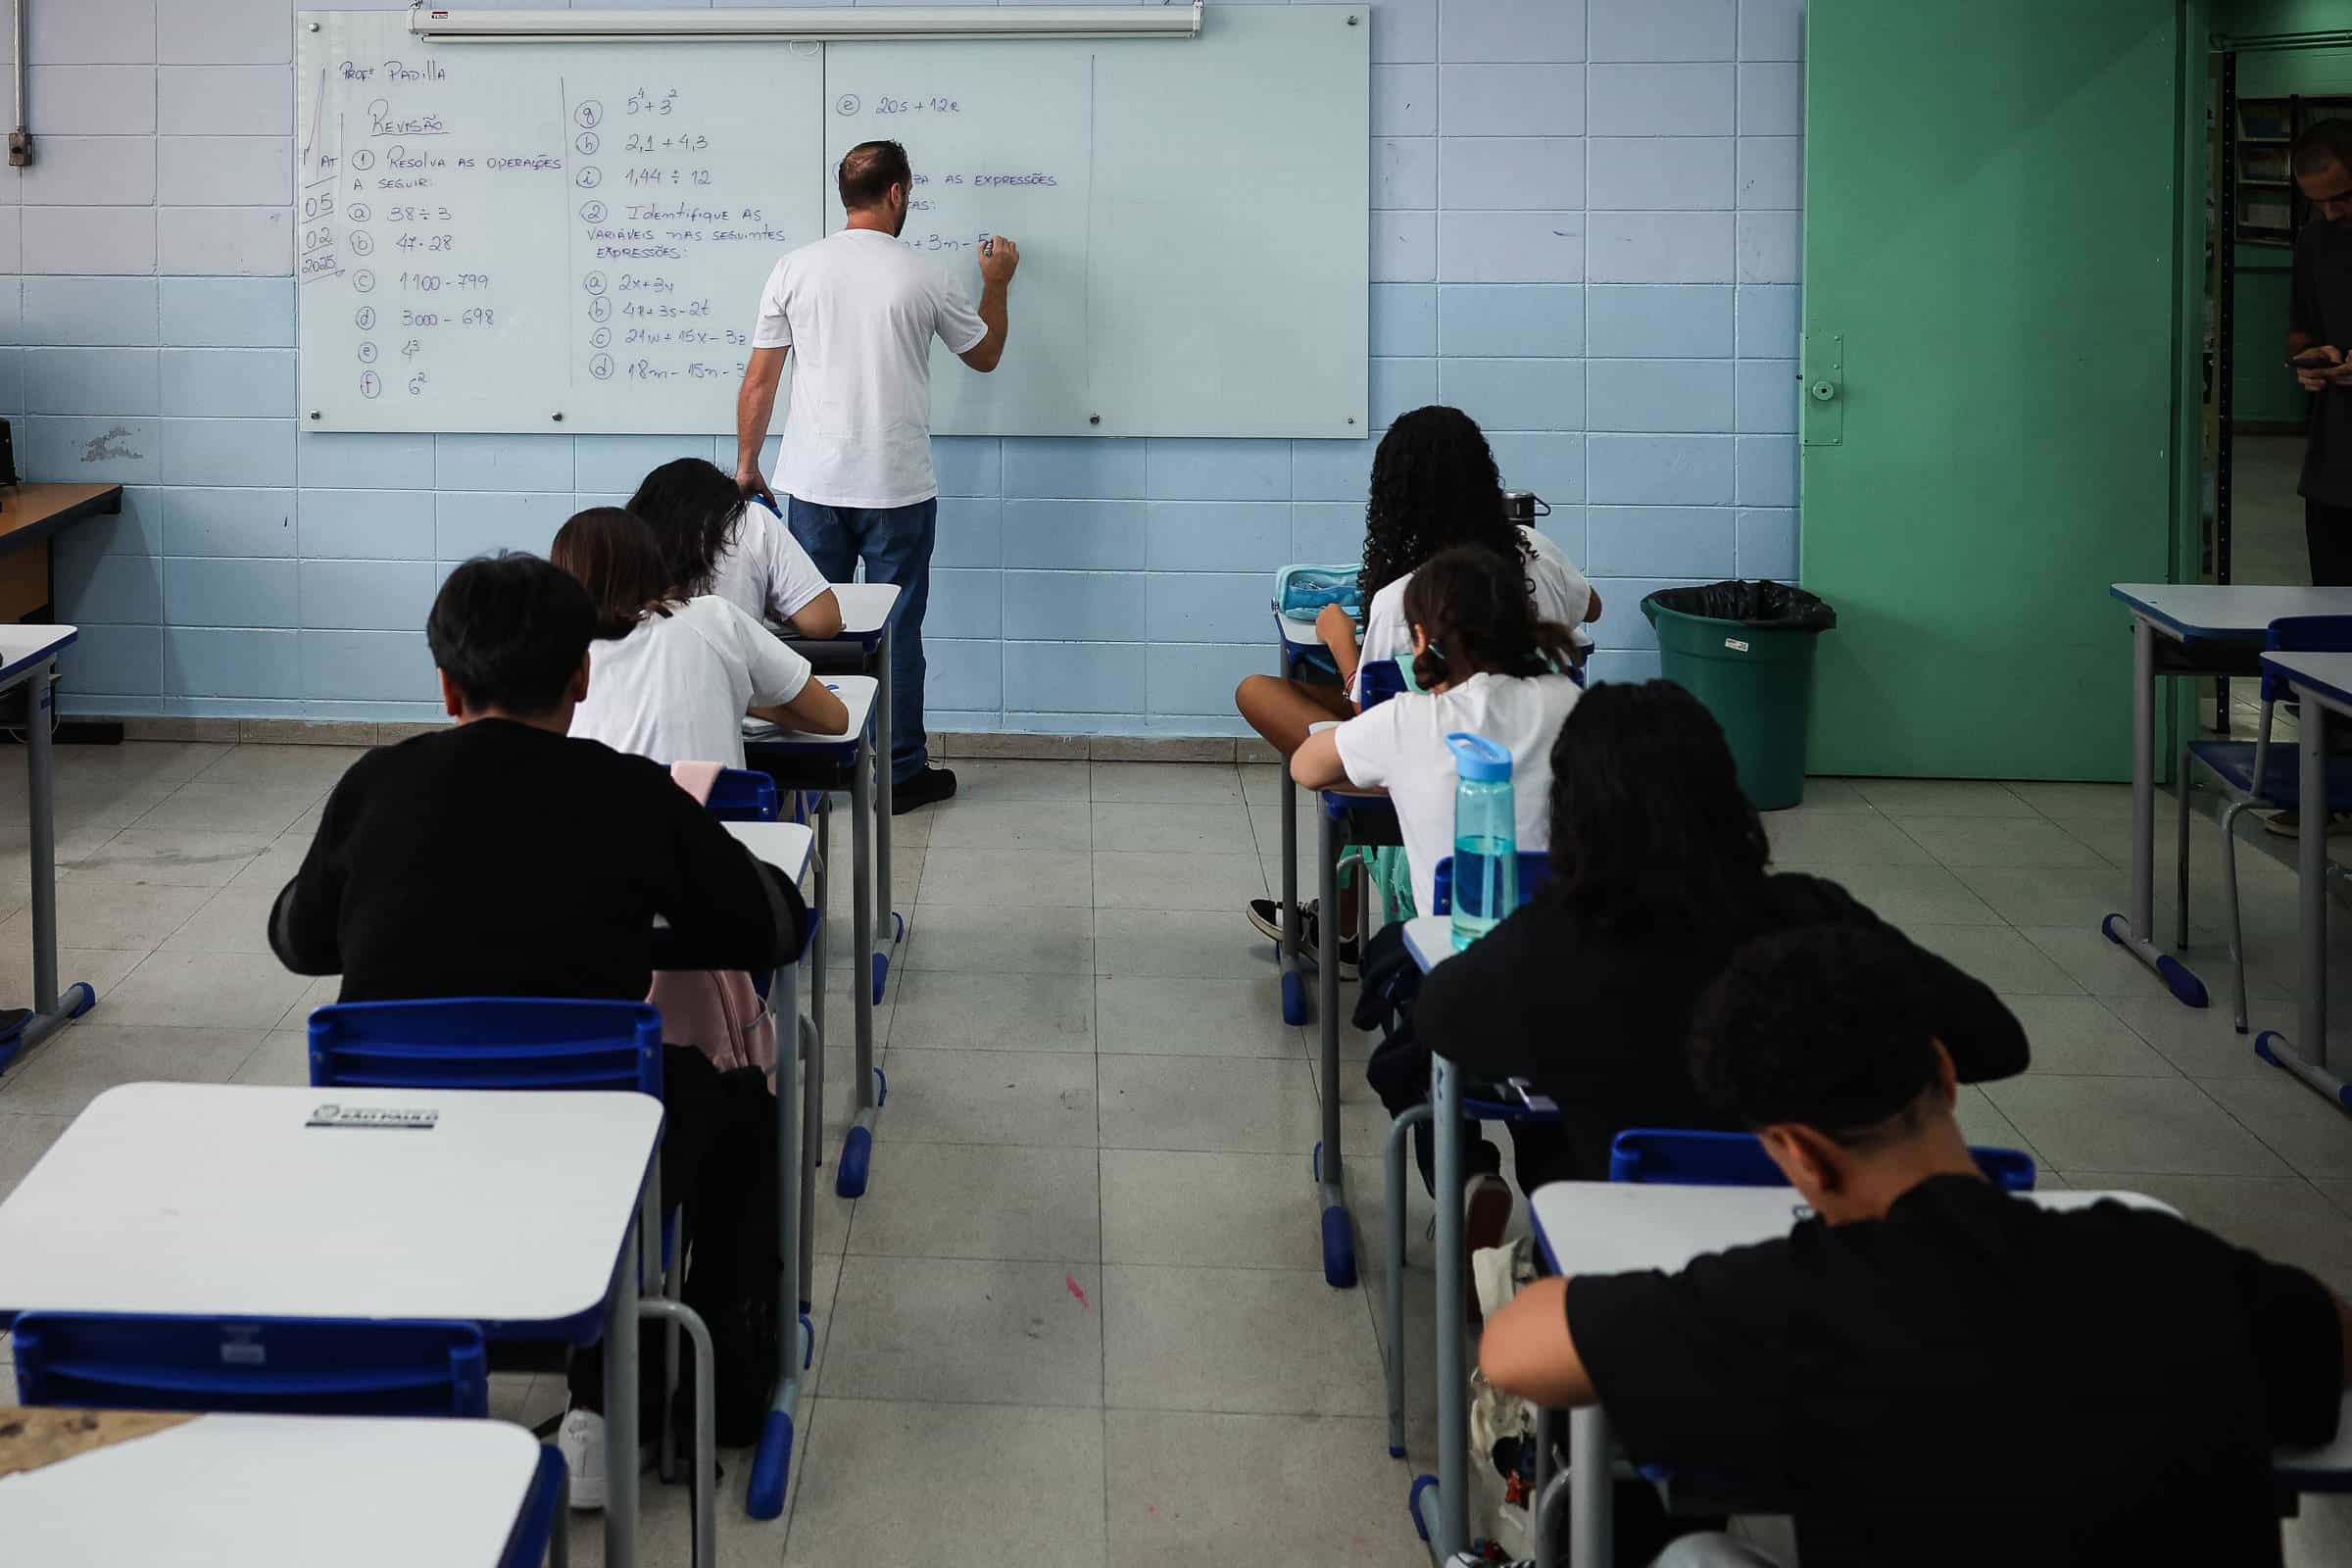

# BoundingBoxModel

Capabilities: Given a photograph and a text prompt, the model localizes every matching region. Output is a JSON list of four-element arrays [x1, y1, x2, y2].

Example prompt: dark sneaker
[[891, 766, 956, 814], [1247, 897, 1309, 944], [1249, 899, 1356, 978]]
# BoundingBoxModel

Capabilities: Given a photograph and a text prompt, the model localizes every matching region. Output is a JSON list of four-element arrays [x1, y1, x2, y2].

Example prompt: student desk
[[2104, 585, 2352, 1012], [0, 623, 95, 1072], [0, 1082, 662, 1568], [780, 581, 906, 1002], [1525, 1182, 2194, 1568], [0, 483, 122, 623], [2251, 650, 2352, 1109], [715, 818, 820, 1518], [1399, 914, 1478, 1559], [743, 676, 886, 1202], [0, 1408, 544, 1567]]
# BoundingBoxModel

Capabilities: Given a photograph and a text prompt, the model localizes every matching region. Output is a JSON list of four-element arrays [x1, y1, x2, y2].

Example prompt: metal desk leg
[[1432, 1052, 1468, 1558], [1278, 659, 1306, 1027], [605, 1205, 643, 1568], [2256, 696, 2352, 1105], [747, 952, 810, 1520], [874, 623, 904, 997], [836, 733, 881, 1198], [636, 1297, 715, 1568], [2100, 617, 2209, 1007], [1532, 1464, 1572, 1568], [1315, 806, 1355, 1288], [1385, 1101, 1431, 1459], [1, 660, 95, 1070], [1567, 1405, 1612, 1568], [804, 799, 826, 1298]]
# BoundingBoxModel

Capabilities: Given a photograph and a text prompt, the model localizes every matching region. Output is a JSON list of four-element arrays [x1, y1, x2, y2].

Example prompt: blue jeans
[[785, 495, 935, 783]]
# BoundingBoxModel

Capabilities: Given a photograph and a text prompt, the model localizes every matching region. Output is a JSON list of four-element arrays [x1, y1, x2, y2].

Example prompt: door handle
[[1809, 378, 1839, 403]]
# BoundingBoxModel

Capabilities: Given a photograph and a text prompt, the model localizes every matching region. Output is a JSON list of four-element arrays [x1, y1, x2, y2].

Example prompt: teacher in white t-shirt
[[734, 138, 1020, 812]]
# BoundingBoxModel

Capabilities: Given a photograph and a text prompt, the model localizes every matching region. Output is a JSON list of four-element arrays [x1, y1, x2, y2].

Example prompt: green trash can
[[1641, 581, 1838, 811]]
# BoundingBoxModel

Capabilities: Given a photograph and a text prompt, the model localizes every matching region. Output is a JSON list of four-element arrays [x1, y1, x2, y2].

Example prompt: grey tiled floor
[[0, 745, 2347, 1562]]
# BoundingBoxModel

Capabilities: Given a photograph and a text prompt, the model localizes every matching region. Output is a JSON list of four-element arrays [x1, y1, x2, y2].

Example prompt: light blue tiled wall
[[2, 0, 1804, 732]]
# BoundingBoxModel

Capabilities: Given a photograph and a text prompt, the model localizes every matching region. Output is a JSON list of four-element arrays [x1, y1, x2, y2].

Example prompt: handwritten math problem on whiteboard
[[297, 13, 826, 433], [294, 7, 1366, 439]]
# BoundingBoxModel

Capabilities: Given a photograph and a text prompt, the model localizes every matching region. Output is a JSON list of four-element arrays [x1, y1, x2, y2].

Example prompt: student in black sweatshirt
[[1412, 681, 2028, 1237], [269, 552, 809, 1509], [1482, 924, 2347, 1568]]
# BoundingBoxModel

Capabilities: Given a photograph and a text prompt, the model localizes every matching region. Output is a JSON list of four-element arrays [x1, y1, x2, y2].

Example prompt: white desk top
[[742, 673, 875, 748], [2111, 583, 2352, 642], [1403, 915, 1455, 972], [0, 1411, 541, 1567], [1272, 607, 1324, 652], [0, 623, 76, 687], [0, 1083, 658, 1336], [825, 582, 899, 640], [1530, 1180, 2351, 1483], [2261, 651, 2352, 714], [724, 819, 814, 882]]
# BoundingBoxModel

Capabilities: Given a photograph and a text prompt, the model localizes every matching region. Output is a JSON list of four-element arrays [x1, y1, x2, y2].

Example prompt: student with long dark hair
[[552, 507, 846, 768], [626, 457, 843, 639], [1239, 406, 1600, 958], [1412, 680, 2029, 1239]]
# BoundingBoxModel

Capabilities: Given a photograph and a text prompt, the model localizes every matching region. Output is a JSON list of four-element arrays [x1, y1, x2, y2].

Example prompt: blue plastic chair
[[706, 767, 780, 823], [2174, 614, 2352, 1032], [14, 1312, 566, 1567], [308, 997, 662, 1094], [1607, 1127, 2036, 1191]]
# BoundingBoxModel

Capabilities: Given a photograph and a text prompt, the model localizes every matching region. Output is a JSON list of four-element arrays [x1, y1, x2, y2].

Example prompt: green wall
[[2214, 0, 2352, 39]]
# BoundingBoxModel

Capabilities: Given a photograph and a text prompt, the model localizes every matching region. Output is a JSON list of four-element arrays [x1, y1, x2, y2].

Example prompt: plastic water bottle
[[1444, 732, 1516, 951]]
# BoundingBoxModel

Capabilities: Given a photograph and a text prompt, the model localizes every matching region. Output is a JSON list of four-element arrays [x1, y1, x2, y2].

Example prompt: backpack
[[646, 761, 779, 1076]]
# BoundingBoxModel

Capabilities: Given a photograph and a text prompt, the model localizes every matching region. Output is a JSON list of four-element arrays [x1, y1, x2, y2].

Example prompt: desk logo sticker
[[307, 1102, 439, 1130]]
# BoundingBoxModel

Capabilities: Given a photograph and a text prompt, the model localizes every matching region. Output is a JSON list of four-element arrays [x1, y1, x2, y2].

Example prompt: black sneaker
[[1248, 898, 1356, 978], [891, 766, 956, 814]]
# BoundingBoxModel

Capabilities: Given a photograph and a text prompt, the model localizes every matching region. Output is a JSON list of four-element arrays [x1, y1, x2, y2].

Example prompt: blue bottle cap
[[1444, 732, 1512, 781]]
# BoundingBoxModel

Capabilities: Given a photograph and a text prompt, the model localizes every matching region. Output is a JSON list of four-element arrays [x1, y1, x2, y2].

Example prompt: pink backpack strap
[[669, 760, 723, 805]]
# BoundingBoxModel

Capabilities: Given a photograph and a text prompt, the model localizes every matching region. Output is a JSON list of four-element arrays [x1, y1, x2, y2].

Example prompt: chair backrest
[[706, 767, 779, 822], [1607, 1127, 2036, 1192], [309, 997, 662, 1096], [2259, 615, 2352, 704], [1429, 852, 1555, 915], [1359, 657, 1408, 710], [12, 1313, 489, 1418]]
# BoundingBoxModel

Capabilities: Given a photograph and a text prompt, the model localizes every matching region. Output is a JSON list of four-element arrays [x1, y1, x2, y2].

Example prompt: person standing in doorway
[[2287, 119, 2352, 585], [734, 139, 1020, 811]]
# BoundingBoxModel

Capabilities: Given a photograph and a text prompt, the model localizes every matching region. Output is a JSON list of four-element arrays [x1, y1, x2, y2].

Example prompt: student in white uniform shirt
[[627, 457, 843, 638], [551, 508, 848, 769], [1291, 543, 1584, 919], [733, 137, 1021, 813]]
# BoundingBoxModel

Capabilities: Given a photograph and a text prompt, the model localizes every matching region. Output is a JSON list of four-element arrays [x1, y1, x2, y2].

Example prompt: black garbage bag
[[1644, 579, 1837, 630]]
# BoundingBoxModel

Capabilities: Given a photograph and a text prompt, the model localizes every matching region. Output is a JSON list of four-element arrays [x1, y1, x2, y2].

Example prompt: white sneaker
[[559, 1408, 608, 1511]]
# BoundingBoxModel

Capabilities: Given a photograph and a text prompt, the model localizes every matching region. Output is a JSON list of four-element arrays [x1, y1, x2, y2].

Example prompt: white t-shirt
[[752, 228, 989, 510], [1332, 669, 1583, 918], [710, 504, 832, 628], [1355, 525, 1594, 701], [570, 596, 812, 770]]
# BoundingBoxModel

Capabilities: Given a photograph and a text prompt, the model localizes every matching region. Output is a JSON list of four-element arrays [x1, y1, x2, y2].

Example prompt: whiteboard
[[297, 8, 1367, 439], [296, 12, 826, 432]]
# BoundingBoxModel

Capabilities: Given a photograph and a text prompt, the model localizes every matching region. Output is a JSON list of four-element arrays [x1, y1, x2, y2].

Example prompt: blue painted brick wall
[[2, 0, 1804, 732]]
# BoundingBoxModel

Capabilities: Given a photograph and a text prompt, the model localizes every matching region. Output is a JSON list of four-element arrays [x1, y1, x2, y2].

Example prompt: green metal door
[[1800, 1, 2186, 779]]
